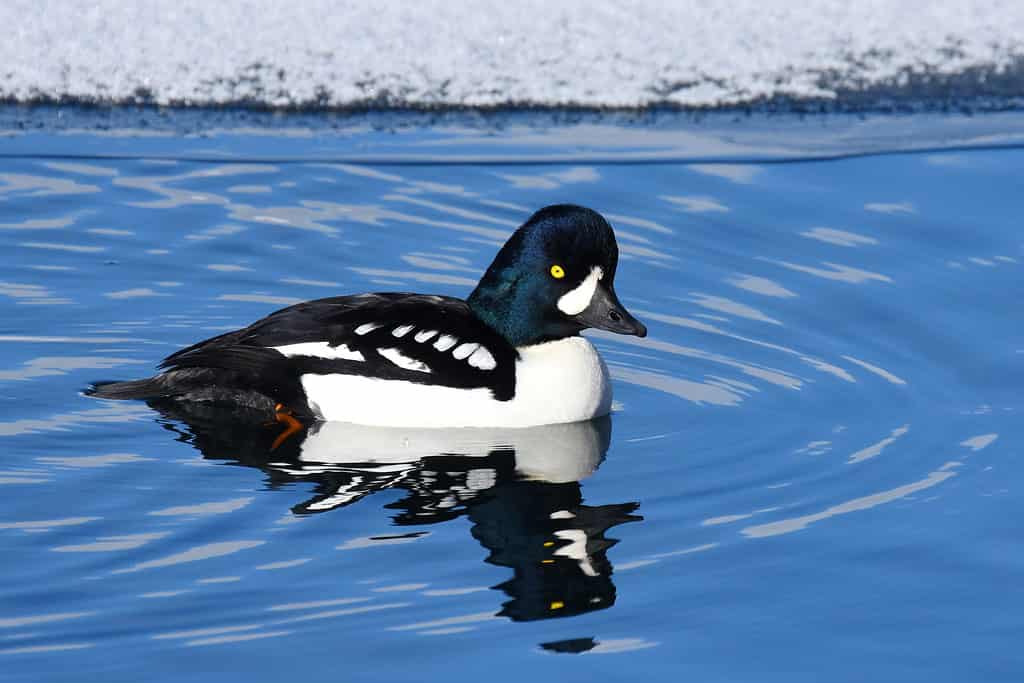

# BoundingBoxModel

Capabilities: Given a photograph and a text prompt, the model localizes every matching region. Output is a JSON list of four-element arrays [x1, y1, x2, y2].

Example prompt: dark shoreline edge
[[4, 53, 1024, 122], [2, 102, 1024, 165], [3, 94, 1024, 134]]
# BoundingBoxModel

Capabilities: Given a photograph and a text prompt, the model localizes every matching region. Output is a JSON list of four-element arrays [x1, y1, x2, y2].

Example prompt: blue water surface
[[0, 118, 1021, 682]]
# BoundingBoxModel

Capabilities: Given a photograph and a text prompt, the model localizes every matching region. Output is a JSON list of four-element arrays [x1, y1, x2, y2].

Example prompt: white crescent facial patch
[[557, 266, 604, 316]]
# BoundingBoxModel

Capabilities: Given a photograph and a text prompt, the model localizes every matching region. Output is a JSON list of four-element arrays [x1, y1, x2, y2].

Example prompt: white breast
[[299, 336, 612, 428]]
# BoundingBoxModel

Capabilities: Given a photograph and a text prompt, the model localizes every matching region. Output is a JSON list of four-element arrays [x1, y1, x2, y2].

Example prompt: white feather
[[392, 324, 414, 338], [452, 342, 479, 360], [378, 347, 431, 373], [557, 266, 603, 315], [300, 336, 611, 428], [467, 346, 497, 371], [433, 334, 458, 351], [273, 342, 364, 362], [414, 329, 438, 343], [355, 322, 383, 335]]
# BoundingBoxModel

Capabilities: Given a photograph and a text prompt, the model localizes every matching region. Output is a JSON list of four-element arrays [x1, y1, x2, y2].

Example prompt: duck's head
[[468, 204, 647, 347]]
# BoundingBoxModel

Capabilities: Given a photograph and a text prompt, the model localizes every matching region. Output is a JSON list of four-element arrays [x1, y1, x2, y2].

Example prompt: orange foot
[[271, 403, 303, 451]]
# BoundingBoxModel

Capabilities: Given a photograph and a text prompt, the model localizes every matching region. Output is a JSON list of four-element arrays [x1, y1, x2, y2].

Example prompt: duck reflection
[[148, 400, 641, 621]]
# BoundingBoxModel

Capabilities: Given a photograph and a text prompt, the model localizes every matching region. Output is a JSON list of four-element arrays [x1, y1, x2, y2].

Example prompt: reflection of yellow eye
[[550, 264, 565, 279]]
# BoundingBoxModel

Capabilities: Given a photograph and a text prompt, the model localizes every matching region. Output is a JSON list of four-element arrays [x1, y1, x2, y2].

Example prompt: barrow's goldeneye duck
[[90, 204, 647, 430]]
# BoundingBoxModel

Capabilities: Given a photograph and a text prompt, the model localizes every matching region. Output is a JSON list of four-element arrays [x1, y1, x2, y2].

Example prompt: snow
[[1, 1, 1023, 109]]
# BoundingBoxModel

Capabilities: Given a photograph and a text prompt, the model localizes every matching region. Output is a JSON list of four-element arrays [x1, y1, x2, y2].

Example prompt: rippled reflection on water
[[0, 145, 1021, 681]]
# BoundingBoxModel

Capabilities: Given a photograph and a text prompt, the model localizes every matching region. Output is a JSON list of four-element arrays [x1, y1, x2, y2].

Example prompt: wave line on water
[[3, 141, 1024, 167]]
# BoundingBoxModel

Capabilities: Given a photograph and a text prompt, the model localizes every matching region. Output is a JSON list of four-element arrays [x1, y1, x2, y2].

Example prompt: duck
[[89, 204, 647, 430]]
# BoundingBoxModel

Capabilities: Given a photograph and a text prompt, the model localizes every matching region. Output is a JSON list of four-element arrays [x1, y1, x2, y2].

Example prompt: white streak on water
[[842, 355, 908, 385], [768, 259, 893, 284], [0, 216, 77, 230], [610, 367, 743, 407], [387, 611, 496, 632], [20, 242, 104, 254], [801, 228, 879, 247], [148, 497, 254, 517], [273, 603, 410, 624], [0, 517, 99, 531], [865, 202, 916, 215], [848, 425, 911, 464], [349, 268, 477, 287], [595, 328, 803, 390], [686, 293, 781, 325], [662, 195, 730, 213], [742, 462, 960, 538], [153, 624, 265, 640], [281, 278, 341, 288], [0, 612, 95, 629], [139, 591, 190, 599], [727, 275, 797, 299], [105, 288, 170, 299], [186, 630, 291, 647], [0, 356, 144, 382], [254, 558, 313, 571], [0, 642, 95, 655], [217, 294, 303, 305], [112, 540, 266, 574], [268, 598, 370, 612], [690, 164, 763, 183], [961, 434, 998, 451], [52, 533, 167, 553], [0, 404, 152, 437], [36, 453, 151, 468], [605, 213, 674, 236], [371, 583, 430, 593], [421, 587, 489, 597]]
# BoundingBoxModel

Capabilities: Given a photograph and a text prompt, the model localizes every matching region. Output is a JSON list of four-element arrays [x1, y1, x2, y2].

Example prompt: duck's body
[[90, 205, 646, 428], [300, 333, 610, 428]]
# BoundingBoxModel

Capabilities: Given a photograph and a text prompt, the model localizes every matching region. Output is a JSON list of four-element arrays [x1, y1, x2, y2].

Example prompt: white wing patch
[[392, 324, 414, 338], [273, 342, 365, 362], [433, 334, 458, 352], [379, 347, 431, 373], [467, 345, 497, 371], [414, 329, 438, 343], [452, 342, 479, 360], [557, 266, 604, 315], [355, 322, 384, 335]]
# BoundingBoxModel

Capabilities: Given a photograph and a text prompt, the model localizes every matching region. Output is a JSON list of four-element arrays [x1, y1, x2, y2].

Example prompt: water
[[0, 121, 1021, 681]]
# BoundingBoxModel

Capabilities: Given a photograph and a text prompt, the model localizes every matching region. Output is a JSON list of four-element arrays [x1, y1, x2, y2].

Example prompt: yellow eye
[[550, 264, 565, 279]]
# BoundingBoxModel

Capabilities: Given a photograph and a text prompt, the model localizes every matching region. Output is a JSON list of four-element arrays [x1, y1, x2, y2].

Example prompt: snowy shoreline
[[3, 1, 1023, 110]]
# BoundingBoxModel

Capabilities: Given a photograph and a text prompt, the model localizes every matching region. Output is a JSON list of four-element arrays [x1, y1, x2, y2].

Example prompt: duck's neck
[[468, 273, 580, 348], [467, 275, 541, 347]]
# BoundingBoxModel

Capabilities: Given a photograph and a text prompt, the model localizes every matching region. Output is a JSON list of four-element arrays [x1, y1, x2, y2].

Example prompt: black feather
[[91, 293, 519, 413]]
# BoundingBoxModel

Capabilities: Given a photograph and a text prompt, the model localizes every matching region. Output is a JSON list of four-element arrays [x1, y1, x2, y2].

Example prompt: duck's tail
[[86, 377, 166, 400], [86, 369, 284, 416]]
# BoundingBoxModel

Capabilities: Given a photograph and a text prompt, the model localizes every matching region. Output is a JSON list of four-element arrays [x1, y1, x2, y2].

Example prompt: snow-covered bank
[[3, 1, 1024, 110]]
